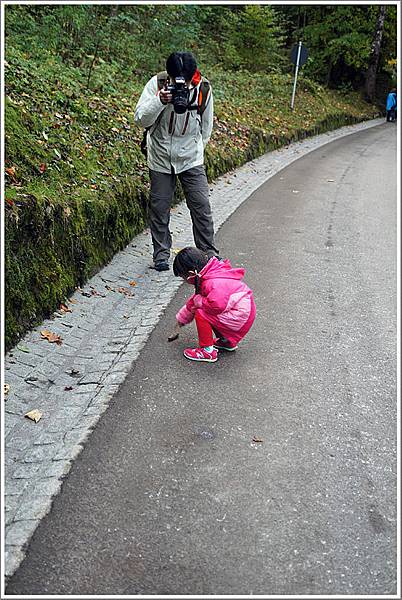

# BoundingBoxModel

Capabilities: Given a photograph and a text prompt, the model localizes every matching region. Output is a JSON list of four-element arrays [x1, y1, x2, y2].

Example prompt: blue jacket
[[386, 92, 396, 111]]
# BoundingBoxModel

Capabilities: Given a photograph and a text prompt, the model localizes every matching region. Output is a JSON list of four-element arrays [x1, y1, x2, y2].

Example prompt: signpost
[[290, 42, 308, 110]]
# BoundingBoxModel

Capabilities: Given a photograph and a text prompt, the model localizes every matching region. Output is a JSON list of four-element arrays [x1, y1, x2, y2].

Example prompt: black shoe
[[208, 254, 223, 261], [150, 262, 169, 272]]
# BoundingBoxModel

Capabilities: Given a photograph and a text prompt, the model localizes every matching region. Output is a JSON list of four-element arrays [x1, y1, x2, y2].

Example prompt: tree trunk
[[365, 5, 387, 103], [87, 38, 100, 89]]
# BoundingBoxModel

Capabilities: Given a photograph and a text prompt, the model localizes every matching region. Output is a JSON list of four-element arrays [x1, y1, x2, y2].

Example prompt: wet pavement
[[4, 118, 394, 593]]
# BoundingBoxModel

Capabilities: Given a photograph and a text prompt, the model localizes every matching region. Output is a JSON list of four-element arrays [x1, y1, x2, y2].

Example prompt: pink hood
[[197, 257, 245, 282]]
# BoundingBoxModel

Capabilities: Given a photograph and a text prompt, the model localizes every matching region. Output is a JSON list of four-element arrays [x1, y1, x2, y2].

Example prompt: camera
[[167, 76, 190, 114]]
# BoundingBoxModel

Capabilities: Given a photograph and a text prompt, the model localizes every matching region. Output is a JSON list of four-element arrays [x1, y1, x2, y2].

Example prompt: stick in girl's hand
[[167, 320, 182, 342]]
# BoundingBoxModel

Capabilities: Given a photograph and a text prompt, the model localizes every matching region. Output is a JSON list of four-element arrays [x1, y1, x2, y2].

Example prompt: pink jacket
[[176, 257, 256, 345]]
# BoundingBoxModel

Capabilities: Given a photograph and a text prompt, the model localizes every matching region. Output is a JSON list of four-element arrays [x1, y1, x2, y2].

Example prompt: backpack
[[140, 71, 211, 157]]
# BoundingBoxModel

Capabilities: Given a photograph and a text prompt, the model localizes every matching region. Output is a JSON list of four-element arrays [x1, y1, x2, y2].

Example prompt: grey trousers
[[149, 166, 219, 265]]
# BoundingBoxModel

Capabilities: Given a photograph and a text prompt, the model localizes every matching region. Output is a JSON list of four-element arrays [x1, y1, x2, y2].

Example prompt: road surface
[[6, 123, 398, 596]]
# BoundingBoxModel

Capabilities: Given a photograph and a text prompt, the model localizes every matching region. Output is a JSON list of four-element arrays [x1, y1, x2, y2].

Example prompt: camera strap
[[187, 88, 198, 110]]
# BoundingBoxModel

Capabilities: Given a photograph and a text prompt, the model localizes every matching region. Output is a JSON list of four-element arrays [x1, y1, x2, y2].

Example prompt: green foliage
[[231, 5, 286, 73], [273, 5, 397, 90]]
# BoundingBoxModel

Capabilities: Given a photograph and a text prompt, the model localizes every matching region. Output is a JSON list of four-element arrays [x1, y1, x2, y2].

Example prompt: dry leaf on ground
[[6, 166, 17, 178], [4, 384, 10, 396], [25, 409, 42, 423], [60, 303, 72, 313], [129, 280, 137, 287], [117, 287, 134, 297], [40, 329, 63, 345], [66, 368, 80, 376]]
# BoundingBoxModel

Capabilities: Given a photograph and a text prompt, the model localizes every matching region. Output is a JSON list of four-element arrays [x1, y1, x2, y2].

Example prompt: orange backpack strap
[[197, 77, 211, 116]]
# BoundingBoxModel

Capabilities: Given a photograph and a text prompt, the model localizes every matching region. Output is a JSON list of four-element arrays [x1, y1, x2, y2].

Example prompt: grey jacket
[[134, 75, 214, 174]]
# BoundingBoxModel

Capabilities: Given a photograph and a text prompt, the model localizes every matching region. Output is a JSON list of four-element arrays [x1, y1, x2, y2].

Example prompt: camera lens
[[173, 88, 190, 114]]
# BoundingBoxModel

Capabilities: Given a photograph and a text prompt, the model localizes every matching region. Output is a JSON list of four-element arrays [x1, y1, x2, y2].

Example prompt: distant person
[[386, 89, 397, 122], [170, 247, 256, 363], [134, 52, 219, 272]]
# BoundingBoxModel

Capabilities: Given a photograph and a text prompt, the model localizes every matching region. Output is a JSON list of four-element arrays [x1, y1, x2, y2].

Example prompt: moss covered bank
[[5, 50, 380, 350]]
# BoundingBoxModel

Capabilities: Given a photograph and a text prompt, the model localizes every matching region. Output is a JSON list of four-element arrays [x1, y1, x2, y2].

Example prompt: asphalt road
[[6, 123, 397, 596]]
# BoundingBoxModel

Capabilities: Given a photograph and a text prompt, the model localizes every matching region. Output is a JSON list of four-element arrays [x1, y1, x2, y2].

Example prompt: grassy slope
[[4, 48, 380, 349]]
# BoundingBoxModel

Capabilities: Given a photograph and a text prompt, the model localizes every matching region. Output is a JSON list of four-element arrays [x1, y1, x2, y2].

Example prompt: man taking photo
[[135, 51, 219, 271]]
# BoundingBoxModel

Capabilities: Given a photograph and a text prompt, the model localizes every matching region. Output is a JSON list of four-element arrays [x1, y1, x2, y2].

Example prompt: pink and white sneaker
[[183, 346, 218, 363]]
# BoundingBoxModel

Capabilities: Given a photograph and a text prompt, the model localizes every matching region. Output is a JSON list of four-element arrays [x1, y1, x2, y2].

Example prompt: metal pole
[[290, 41, 302, 111]]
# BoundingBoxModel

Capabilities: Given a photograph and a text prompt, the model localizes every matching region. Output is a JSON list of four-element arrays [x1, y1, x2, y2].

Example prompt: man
[[135, 51, 219, 271]]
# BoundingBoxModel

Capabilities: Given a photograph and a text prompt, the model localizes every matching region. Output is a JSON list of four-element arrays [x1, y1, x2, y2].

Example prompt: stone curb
[[3, 117, 385, 579]]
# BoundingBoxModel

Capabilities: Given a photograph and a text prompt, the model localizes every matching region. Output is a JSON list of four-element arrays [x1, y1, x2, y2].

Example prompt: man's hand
[[159, 85, 173, 105]]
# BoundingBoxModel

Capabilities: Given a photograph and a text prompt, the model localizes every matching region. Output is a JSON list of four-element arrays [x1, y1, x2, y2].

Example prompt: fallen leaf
[[129, 280, 137, 287], [6, 166, 16, 177], [69, 298, 77, 304], [17, 345, 30, 353], [117, 287, 134, 297], [67, 368, 80, 376], [25, 409, 42, 423], [252, 436, 263, 443], [89, 288, 106, 297], [4, 384, 10, 396], [40, 329, 63, 345], [39, 163, 46, 173], [172, 248, 181, 255], [59, 303, 72, 313], [6, 198, 14, 207]]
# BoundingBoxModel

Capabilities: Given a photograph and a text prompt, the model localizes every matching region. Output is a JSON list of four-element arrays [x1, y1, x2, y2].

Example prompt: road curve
[[6, 123, 398, 596]]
